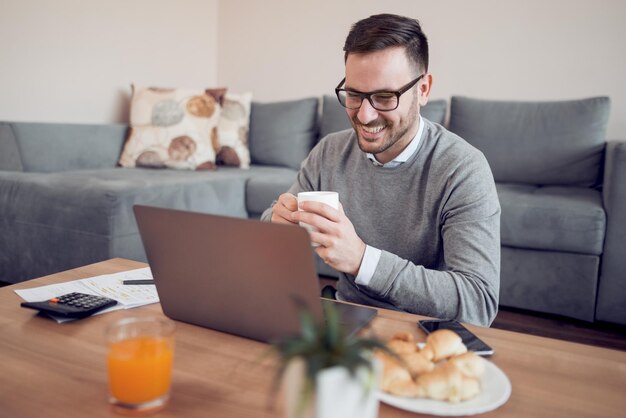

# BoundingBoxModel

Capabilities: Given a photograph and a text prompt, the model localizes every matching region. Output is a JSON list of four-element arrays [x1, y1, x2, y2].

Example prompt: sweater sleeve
[[358, 152, 501, 326]]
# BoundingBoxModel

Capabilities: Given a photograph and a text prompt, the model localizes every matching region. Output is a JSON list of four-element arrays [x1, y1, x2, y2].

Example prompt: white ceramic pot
[[283, 358, 381, 418]]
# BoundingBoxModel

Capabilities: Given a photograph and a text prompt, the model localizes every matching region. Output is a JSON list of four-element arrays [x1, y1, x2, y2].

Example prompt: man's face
[[344, 46, 429, 164]]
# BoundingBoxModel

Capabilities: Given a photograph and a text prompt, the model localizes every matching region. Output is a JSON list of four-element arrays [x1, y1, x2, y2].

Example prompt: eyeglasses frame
[[335, 73, 426, 112]]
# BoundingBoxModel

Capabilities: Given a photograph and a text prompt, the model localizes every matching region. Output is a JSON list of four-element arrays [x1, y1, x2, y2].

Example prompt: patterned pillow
[[119, 85, 252, 170], [217, 92, 252, 169]]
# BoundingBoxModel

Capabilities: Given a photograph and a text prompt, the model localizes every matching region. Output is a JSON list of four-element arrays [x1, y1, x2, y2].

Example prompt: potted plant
[[272, 300, 390, 418]]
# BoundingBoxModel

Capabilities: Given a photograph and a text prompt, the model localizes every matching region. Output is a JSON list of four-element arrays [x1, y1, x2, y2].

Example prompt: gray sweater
[[262, 119, 500, 326]]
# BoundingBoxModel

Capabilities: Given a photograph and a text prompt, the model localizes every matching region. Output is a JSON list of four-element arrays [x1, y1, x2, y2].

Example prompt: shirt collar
[[367, 115, 424, 168]]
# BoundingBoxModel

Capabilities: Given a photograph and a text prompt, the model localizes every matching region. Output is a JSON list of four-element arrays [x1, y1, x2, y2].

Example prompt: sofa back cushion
[[449, 96, 610, 186], [319, 95, 448, 138], [0, 123, 24, 171], [7, 122, 128, 173], [249, 97, 318, 170], [420, 99, 448, 127]]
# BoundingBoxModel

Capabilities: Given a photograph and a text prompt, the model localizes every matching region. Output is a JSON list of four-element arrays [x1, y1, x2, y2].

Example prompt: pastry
[[420, 329, 467, 362], [378, 330, 483, 403], [385, 370, 421, 397], [445, 351, 486, 378], [387, 331, 418, 355], [415, 365, 480, 403], [403, 351, 435, 376]]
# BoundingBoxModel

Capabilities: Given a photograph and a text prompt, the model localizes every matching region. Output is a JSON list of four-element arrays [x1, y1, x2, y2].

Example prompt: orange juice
[[107, 336, 174, 404]]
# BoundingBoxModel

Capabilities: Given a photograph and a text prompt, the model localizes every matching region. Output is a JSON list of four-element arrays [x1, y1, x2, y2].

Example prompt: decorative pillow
[[217, 92, 252, 168], [119, 86, 252, 170]]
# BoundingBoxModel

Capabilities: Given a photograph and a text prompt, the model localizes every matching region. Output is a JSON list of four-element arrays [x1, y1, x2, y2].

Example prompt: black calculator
[[21, 292, 118, 319]]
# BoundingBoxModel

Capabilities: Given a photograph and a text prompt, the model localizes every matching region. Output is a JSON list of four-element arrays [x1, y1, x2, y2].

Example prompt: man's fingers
[[308, 230, 324, 245], [298, 201, 340, 222], [280, 193, 298, 211], [272, 193, 298, 224], [294, 211, 336, 234]]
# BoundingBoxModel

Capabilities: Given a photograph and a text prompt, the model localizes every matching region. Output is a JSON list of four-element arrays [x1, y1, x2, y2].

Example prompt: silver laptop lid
[[134, 205, 328, 342]]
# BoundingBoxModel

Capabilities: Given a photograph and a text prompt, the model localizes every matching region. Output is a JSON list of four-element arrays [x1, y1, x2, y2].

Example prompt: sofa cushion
[[497, 183, 606, 255], [0, 167, 256, 283], [500, 246, 599, 321], [319, 95, 349, 139], [245, 167, 298, 215], [420, 99, 447, 127], [10, 122, 127, 172], [0, 168, 250, 236], [0, 123, 23, 171], [449, 96, 610, 187], [0, 165, 310, 283], [217, 92, 253, 168], [248, 97, 318, 170], [319, 95, 447, 138], [120, 86, 228, 170]]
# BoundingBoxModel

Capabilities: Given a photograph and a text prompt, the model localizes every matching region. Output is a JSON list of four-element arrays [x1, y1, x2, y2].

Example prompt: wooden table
[[1, 258, 625, 417]]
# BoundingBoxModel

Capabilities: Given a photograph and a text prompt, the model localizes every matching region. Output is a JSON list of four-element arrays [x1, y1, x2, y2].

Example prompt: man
[[261, 14, 500, 326]]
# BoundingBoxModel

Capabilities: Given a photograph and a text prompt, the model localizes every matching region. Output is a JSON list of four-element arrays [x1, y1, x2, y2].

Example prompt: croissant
[[390, 331, 414, 342], [415, 366, 480, 403], [445, 352, 486, 378], [403, 351, 435, 376], [381, 363, 422, 397], [377, 332, 434, 396], [387, 331, 418, 355], [379, 330, 482, 403], [420, 329, 467, 362]]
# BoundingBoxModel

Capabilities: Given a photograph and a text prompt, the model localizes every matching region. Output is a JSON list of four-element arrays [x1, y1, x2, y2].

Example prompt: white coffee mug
[[297, 192, 339, 243]]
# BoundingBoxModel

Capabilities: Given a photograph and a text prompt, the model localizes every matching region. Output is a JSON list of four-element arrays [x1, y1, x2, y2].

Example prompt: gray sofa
[[448, 97, 624, 326], [1, 95, 624, 326], [0, 97, 446, 286]]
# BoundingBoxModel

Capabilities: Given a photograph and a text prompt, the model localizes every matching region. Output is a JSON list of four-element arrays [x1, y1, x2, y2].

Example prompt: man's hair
[[343, 14, 429, 74]]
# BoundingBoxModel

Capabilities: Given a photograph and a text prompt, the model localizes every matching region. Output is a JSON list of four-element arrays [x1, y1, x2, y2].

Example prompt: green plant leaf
[[271, 301, 386, 393], [324, 301, 342, 350]]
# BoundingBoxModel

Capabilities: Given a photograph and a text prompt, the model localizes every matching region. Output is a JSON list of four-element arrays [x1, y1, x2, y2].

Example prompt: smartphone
[[418, 319, 494, 356]]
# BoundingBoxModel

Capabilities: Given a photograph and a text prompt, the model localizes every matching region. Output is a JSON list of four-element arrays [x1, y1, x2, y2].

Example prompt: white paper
[[80, 267, 159, 307], [15, 267, 159, 323]]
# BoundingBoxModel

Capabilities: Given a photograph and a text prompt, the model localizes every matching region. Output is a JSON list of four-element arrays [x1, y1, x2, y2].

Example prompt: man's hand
[[292, 201, 366, 276], [270, 193, 299, 225]]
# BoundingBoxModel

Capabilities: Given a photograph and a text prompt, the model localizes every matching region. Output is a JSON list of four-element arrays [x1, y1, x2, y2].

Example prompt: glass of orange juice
[[106, 316, 175, 415]]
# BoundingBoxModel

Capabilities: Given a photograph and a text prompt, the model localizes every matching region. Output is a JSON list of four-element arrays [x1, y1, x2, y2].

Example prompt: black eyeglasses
[[335, 74, 425, 111]]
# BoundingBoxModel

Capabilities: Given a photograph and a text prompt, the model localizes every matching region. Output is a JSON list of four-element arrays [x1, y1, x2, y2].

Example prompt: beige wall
[[1, 0, 623, 139], [0, 0, 218, 124], [217, 0, 626, 139]]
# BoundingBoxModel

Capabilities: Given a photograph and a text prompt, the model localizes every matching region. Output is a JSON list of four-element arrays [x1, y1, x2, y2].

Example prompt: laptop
[[133, 205, 377, 342]]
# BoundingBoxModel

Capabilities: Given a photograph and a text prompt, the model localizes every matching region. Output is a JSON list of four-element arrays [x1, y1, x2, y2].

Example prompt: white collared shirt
[[354, 116, 424, 287]]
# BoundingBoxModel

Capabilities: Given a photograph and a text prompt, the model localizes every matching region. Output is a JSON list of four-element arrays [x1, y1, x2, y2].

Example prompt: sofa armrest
[[596, 140, 626, 324]]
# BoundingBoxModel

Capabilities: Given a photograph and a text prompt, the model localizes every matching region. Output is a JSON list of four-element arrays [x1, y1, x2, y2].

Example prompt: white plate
[[377, 360, 511, 416]]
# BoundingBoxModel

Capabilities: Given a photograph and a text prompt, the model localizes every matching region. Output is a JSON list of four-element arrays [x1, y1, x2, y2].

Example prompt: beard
[[350, 92, 420, 158]]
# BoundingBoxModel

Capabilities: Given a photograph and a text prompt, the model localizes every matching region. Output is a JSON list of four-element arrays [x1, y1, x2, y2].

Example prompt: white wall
[[217, 0, 626, 140], [0, 0, 218, 124]]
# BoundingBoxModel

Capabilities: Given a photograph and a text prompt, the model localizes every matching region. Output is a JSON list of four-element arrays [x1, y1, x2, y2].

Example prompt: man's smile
[[358, 123, 387, 140]]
